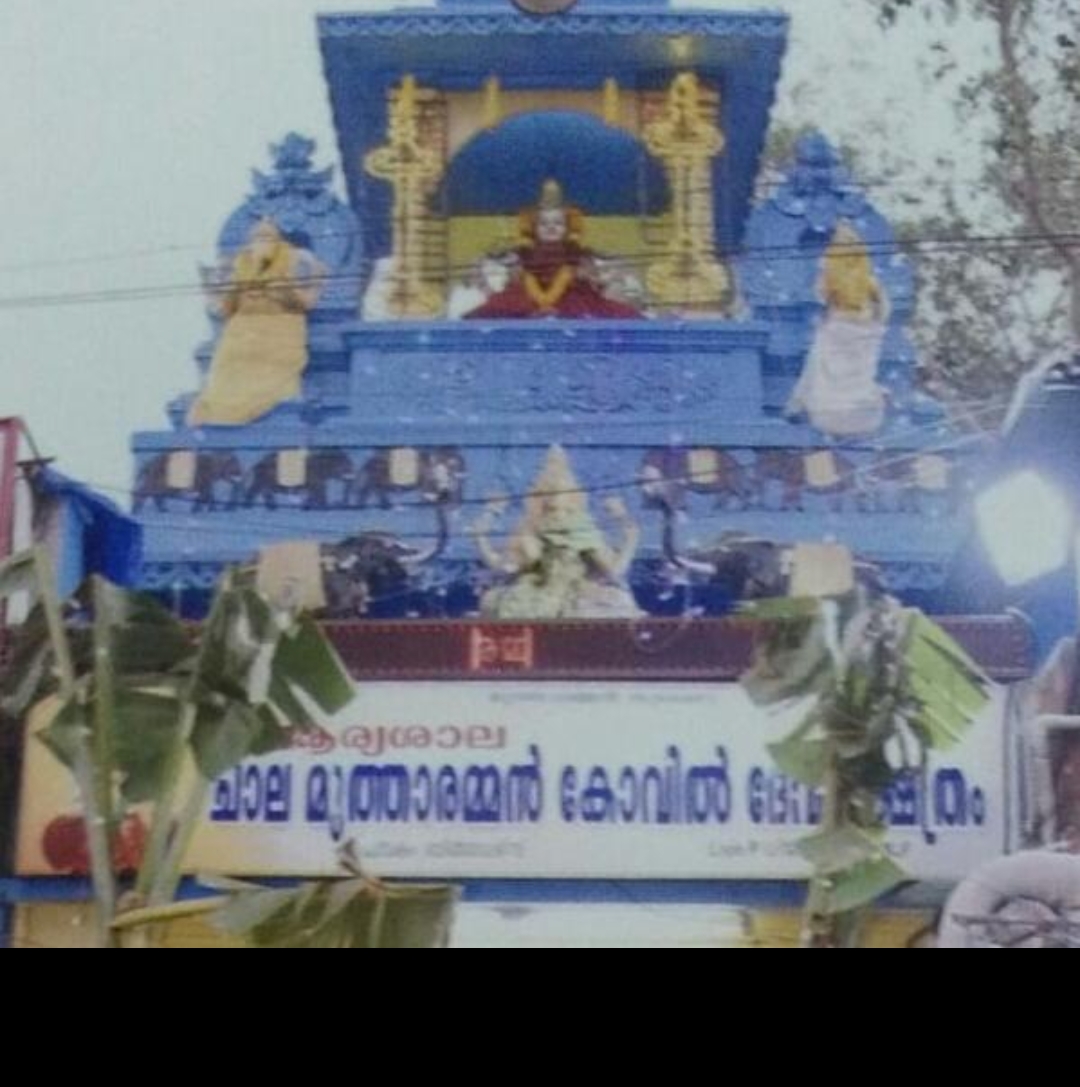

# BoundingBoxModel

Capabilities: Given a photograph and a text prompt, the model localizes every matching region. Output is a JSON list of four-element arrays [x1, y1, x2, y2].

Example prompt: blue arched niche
[[439, 110, 670, 217]]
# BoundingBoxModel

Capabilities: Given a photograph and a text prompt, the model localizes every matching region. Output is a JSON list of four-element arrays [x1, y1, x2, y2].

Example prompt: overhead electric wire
[[2, 225, 1080, 312], [3, 161, 1080, 279]]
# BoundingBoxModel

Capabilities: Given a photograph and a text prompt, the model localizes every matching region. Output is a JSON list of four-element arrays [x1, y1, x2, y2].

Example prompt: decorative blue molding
[[343, 319, 771, 355], [317, 11, 789, 39], [137, 552, 954, 608]]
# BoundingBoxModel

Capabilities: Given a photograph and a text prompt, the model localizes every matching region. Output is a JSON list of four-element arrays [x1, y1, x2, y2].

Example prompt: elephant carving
[[639, 448, 754, 510], [352, 447, 466, 510], [246, 448, 355, 510], [754, 449, 856, 512], [133, 451, 244, 513], [861, 453, 955, 514]]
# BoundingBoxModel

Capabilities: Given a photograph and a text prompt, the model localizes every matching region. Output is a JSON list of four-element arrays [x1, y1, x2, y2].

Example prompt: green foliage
[[822, 854, 910, 915], [742, 600, 833, 707], [40, 686, 183, 805], [1, 552, 367, 945], [797, 827, 907, 915], [757, 3, 1080, 411], [768, 729, 830, 787], [189, 702, 278, 782], [0, 605, 54, 719], [874, 0, 1080, 398], [741, 586, 989, 941], [212, 877, 459, 949], [7, 573, 355, 799], [273, 614, 356, 716]]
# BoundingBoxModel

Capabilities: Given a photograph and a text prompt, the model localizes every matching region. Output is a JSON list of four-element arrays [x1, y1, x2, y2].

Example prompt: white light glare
[[975, 470, 1072, 586]]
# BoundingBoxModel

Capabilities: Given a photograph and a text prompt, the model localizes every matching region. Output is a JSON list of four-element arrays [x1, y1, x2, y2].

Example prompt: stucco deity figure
[[463, 180, 641, 320], [188, 219, 326, 427], [472, 446, 641, 619], [785, 221, 890, 436]]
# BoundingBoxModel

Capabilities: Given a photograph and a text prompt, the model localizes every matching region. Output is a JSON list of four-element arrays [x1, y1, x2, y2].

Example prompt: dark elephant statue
[[352, 447, 466, 510], [133, 450, 243, 513], [319, 493, 452, 617], [654, 490, 787, 599], [639, 447, 753, 510], [246, 448, 355, 510], [655, 493, 882, 600]]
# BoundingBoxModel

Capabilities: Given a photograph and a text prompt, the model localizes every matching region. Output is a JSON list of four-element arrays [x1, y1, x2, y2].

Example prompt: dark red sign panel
[[325, 615, 1033, 683]]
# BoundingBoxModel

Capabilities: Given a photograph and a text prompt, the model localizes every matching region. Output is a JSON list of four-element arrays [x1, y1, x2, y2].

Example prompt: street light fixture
[[974, 357, 1080, 642], [975, 469, 1073, 587]]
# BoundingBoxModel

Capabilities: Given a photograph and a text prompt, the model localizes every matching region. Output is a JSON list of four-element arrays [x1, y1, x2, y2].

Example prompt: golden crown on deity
[[539, 179, 564, 210], [518, 178, 584, 246], [517, 445, 588, 527]]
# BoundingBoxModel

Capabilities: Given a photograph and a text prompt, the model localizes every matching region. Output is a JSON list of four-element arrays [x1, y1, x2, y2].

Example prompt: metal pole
[[0, 417, 22, 564]]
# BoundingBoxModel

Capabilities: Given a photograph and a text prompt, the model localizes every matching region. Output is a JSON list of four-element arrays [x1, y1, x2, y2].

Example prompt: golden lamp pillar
[[363, 76, 446, 318], [644, 72, 730, 311]]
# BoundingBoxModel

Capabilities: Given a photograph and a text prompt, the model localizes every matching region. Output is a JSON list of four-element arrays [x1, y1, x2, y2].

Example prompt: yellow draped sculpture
[[187, 219, 325, 427]]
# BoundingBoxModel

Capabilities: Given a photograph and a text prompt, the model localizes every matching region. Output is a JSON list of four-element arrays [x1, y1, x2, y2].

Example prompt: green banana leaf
[[213, 878, 458, 948], [39, 684, 184, 804], [820, 855, 907, 914], [767, 731, 829, 787], [743, 613, 835, 707]]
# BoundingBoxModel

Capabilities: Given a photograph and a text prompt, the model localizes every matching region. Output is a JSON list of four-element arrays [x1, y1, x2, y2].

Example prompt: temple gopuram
[[132, 0, 967, 628]]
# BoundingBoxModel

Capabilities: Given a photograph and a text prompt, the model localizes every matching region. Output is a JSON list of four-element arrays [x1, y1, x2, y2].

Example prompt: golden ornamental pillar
[[643, 72, 730, 311], [363, 75, 446, 318]]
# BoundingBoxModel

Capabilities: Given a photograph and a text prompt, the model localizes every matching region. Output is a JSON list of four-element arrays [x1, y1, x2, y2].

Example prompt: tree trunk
[[1068, 254, 1080, 345]]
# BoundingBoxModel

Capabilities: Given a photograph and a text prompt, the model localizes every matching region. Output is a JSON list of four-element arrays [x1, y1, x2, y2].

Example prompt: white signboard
[[183, 681, 1007, 880], [16, 680, 1007, 881]]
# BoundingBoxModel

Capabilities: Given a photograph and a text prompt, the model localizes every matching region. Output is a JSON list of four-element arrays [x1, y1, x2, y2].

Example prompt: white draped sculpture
[[787, 222, 890, 437]]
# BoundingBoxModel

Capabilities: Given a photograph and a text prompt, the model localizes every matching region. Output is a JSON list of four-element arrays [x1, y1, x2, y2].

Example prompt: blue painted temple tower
[[131, 0, 968, 622]]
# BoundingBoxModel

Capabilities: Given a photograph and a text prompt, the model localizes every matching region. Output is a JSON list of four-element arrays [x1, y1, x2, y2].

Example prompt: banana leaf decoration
[[208, 868, 458, 950], [741, 584, 989, 942], [0, 548, 359, 944]]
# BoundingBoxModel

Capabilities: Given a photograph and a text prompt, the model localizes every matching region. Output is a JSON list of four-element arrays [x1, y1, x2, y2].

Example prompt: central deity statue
[[464, 180, 642, 320], [472, 446, 641, 619]]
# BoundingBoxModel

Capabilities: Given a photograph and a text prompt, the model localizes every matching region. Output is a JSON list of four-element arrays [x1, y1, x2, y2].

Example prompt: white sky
[[0, 0, 989, 498]]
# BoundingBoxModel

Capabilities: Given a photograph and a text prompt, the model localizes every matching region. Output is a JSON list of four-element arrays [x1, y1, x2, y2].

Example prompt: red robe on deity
[[466, 239, 640, 319]]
